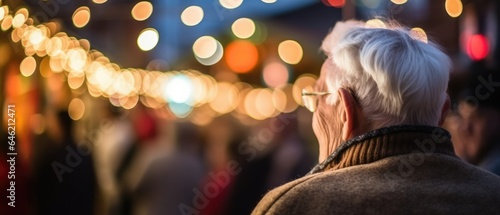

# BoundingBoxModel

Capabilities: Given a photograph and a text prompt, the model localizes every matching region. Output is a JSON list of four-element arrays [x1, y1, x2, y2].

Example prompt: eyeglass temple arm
[[302, 92, 331, 96]]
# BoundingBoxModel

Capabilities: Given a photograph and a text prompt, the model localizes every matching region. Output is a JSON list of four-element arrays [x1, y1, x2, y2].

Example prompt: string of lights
[[0, 0, 471, 126]]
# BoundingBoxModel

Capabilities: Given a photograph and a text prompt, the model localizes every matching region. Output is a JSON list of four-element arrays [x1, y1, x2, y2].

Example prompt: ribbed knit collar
[[308, 125, 457, 174]]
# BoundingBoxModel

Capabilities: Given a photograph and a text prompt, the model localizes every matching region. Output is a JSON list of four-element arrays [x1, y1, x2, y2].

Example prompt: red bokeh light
[[466, 34, 489, 61], [322, 0, 345, 8]]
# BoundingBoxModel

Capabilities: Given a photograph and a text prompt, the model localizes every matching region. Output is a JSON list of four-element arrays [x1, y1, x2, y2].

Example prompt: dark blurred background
[[0, 0, 499, 214]]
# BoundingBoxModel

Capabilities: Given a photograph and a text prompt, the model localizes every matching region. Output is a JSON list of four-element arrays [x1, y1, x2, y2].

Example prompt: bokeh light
[[263, 62, 289, 88], [15, 8, 29, 19], [262, 0, 277, 3], [12, 9, 27, 28], [193, 36, 217, 59], [20, 56, 36, 77], [181, 6, 204, 26], [120, 94, 139, 110], [466, 34, 489, 61], [410, 27, 428, 43], [234, 82, 252, 114], [132, 1, 153, 21], [195, 39, 223, 66], [209, 82, 238, 114], [164, 74, 194, 104], [66, 48, 88, 74], [225, 40, 259, 73], [244, 89, 264, 120], [0, 6, 7, 21], [445, 0, 463, 18], [29, 29, 44, 46], [365, 19, 386, 28], [255, 89, 276, 118], [39, 56, 52, 78], [1, 14, 12, 31], [219, 0, 243, 9], [232, 18, 255, 39], [292, 74, 317, 105], [79, 39, 91, 52], [93, 0, 108, 4], [112, 70, 136, 97], [322, 0, 345, 8], [273, 84, 298, 113], [137, 28, 159, 51], [190, 104, 216, 126], [278, 40, 303, 65], [68, 73, 85, 89], [168, 102, 193, 118], [49, 53, 64, 73], [391, 0, 407, 4], [272, 87, 287, 112], [72, 6, 91, 28], [188, 72, 208, 106], [68, 98, 85, 120]]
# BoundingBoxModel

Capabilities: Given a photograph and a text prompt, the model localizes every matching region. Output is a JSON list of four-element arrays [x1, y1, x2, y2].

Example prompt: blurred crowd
[[444, 63, 500, 176], [2, 101, 316, 215], [1, 62, 499, 215]]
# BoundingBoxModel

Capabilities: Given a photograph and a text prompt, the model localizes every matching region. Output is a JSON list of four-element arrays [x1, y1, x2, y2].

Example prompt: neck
[[309, 125, 456, 174]]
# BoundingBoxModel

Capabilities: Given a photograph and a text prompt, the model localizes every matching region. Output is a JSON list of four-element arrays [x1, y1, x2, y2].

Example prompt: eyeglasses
[[301, 86, 331, 112], [302, 86, 358, 112]]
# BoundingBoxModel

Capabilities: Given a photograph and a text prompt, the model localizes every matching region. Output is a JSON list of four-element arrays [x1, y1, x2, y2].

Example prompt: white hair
[[324, 25, 451, 128]]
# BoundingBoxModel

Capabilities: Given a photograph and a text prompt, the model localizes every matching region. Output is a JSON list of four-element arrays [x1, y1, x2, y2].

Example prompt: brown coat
[[252, 126, 500, 215]]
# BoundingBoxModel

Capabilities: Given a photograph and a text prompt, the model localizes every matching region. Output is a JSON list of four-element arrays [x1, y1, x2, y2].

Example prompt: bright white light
[[262, 0, 277, 3], [164, 75, 193, 104], [29, 29, 44, 45], [137, 28, 159, 51], [219, 0, 243, 9], [181, 6, 204, 26], [232, 18, 255, 39], [0, 7, 6, 21], [193, 36, 217, 59], [12, 13, 25, 28], [195, 40, 223, 66], [67, 48, 88, 73]]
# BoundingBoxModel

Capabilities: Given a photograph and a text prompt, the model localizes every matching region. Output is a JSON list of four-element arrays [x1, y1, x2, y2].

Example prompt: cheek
[[313, 104, 339, 139], [312, 112, 321, 140]]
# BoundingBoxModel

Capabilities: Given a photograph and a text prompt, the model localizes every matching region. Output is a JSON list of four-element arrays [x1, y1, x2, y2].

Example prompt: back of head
[[325, 24, 451, 129]]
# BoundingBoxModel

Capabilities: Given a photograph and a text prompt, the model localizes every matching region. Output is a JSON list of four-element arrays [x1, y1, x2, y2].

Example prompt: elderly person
[[252, 21, 500, 215]]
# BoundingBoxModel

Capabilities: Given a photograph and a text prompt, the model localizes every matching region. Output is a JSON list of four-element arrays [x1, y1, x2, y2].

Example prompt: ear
[[438, 95, 451, 126], [338, 88, 357, 141]]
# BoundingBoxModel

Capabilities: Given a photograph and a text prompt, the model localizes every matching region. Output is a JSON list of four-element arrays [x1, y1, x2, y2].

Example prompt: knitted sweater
[[252, 125, 500, 215]]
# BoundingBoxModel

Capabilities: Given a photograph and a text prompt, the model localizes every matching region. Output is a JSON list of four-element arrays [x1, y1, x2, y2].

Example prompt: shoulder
[[251, 168, 360, 215], [251, 173, 317, 215], [252, 154, 500, 215]]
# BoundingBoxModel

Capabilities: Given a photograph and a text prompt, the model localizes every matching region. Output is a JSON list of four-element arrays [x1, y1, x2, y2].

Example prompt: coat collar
[[308, 125, 456, 174]]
